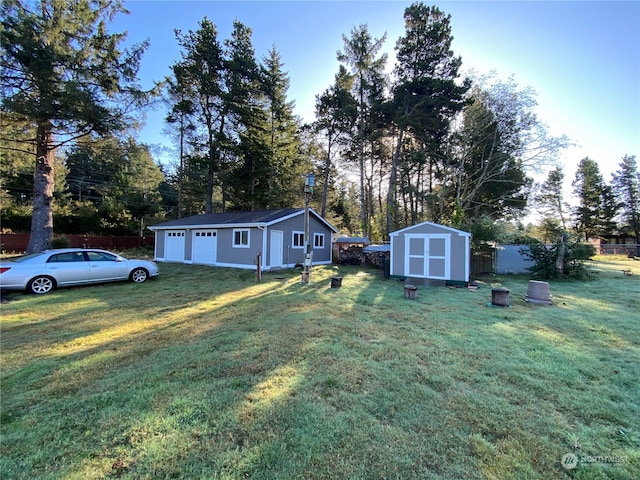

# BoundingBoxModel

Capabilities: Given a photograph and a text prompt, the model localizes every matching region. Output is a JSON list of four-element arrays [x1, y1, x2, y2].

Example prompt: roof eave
[[148, 222, 267, 231]]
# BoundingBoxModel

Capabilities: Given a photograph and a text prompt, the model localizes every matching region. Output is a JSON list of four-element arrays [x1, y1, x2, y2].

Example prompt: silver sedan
[[0, 248, 159, 294]]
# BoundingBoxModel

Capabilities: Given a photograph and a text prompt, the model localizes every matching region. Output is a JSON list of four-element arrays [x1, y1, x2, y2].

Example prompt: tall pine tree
[[536, 166, 568, 229], [314, 66, 358, 217], [387, 2, 469, 234], [230, 47, 304, 210], [572, 157, 619, 241], [259, 47, 305, 209], [338, 24, 388, 236], [1, 0, 153, 252], [172, 18, 225, 214]]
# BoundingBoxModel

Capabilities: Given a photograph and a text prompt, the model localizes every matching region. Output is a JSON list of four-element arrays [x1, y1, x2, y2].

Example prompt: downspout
[[258, 225, 267, 270]]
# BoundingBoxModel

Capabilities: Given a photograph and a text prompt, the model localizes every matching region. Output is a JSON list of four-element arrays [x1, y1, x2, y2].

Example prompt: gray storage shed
[[389, 222, 471, 283], [148, 208, 338, 270]]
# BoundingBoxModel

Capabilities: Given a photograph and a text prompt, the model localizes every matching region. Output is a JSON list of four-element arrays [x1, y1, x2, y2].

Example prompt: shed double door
[[405, 234, 450, 279]]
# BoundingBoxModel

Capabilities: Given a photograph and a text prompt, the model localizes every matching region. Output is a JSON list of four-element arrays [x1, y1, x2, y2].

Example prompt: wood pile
[[337, 247, 389, 268]]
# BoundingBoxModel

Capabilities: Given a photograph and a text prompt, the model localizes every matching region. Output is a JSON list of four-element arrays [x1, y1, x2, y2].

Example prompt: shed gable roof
[[389, 221, 471, 237], [148, 208, 338, 233]]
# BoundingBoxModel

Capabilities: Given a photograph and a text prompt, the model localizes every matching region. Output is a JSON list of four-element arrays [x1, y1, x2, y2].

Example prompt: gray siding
[[496, 244, 535, 274], [184, 230, 193, 261], [449, 232, 470, 281], [216, 227, 264, 266], [150, 209, 335, 269], [155, 232, 165, 258], [310, 216, 332, 263], [266, 215, 332, 267]]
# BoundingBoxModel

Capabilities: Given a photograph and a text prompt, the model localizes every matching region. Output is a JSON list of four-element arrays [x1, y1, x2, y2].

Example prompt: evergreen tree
[[229, 47, 304, 210], [171, 18, 265, 213], [259, 47, 305, 209], [0, 114, 36, 210], [338, 24, 388, 236], [220, 20, 263, 210], [172, 18, 225, 214], [65, 136, 164, 234], [451, 76, 564, 226], [611, 154, 639, 253], [164, 75, 197, 218], [456, 96, 532, 219], [572, 157, 619, 240], [536, 166, 568, 229], [598, 184, 621, 237], [1, 0, 153, 252], [314, 66, 358, 217], [387, 2, 469, 235]]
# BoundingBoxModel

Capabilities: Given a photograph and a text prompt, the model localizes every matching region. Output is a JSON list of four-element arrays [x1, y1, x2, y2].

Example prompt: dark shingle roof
[[150, 208, 302, 228]]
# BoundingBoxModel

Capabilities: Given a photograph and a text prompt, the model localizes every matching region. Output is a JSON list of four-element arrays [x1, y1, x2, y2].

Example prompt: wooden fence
[[471, 249, 495, 276], [599, 244, 640, 256], [1, 233, 154, 254]]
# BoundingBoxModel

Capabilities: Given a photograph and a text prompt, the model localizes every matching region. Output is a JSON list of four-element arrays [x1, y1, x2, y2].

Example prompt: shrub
[[521, 235, 596, 280], [51, 236, 71, 248]]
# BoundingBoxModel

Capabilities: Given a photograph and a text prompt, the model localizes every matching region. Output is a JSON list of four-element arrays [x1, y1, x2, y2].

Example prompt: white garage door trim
[[192, 229, 217, 265], [165, 230, 186, 262]]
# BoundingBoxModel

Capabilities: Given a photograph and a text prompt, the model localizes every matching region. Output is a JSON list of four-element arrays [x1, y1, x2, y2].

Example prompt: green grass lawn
[[1, 255, 639, 479]]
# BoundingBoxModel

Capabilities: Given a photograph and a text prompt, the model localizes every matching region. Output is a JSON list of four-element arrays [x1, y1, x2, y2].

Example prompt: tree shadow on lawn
[[3, 263, 639, 479]]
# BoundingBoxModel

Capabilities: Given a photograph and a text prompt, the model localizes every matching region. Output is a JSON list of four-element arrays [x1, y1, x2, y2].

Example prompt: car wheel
[[28, 276, 55, 294], [130, 268, 149, 283]]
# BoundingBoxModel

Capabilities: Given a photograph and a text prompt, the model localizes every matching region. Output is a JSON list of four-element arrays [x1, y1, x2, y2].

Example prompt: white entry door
[[192, 230, 217, 265], [270, 230, 284, 268], [405, 234, 450, 279], [165, 231, 185, 262]]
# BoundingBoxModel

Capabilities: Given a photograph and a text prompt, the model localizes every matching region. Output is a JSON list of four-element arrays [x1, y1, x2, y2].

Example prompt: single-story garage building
[[389, 222, 471, 283], [148, 208, 339, 270]]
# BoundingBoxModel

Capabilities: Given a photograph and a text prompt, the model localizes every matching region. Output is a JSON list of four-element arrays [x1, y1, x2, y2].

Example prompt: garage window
[[233, 229, 250, 248], [292, 231, 304, 248], [314, 233, 325, 248]]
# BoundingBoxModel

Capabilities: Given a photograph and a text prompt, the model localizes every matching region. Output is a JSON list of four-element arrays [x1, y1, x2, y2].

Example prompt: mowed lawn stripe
[[1, 256, 638, 479]]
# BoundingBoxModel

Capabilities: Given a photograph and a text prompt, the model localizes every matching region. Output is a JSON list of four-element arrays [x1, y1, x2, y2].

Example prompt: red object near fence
[[1, 233, 154, 254]]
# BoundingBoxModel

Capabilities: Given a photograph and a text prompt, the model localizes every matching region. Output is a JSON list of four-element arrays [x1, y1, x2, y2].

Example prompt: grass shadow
[[2, 260, 639, 479]]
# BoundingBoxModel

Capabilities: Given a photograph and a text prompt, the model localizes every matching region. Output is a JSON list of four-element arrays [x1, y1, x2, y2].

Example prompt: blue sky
[[113, 0, 640, 189]]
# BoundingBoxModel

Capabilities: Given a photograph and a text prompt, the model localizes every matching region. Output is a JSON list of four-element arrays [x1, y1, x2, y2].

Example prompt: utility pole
[[302, 173, 314, 284]]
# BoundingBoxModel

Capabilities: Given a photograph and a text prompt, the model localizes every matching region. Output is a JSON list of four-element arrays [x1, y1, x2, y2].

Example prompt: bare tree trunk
[[321, 133, 333, 218], [178, 113, 185, 218], [206, 137, 215, 214], [358, 85, 366, 237], [386, 128, 404, 238], [26, 122, 55, 254], [359, 132, 366, 235], [556, 197, 566, 230], [555, 233, 568, 277]]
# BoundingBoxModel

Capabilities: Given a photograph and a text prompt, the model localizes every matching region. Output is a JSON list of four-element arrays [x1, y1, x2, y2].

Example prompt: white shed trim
[[390, 221, 471, 238]]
